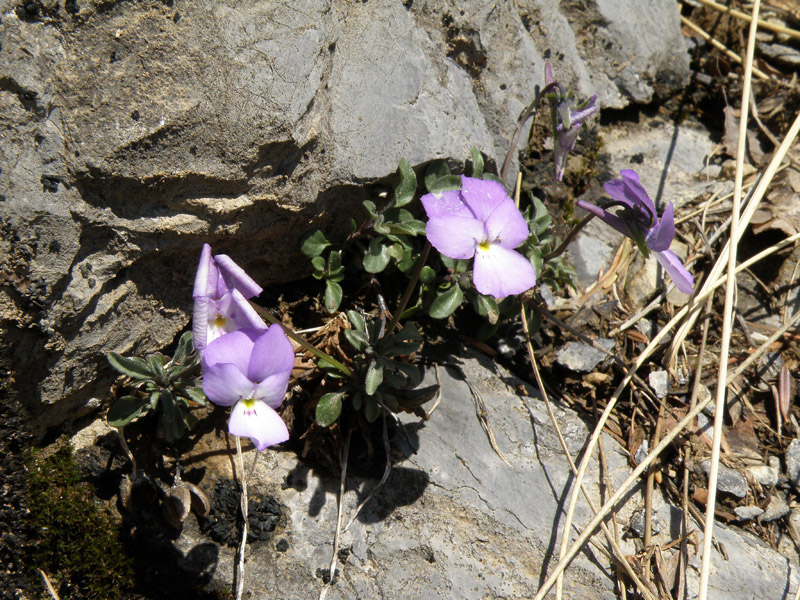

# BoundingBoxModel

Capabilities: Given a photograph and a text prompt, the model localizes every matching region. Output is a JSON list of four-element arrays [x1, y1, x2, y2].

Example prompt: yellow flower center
[[213, 314, 227, 328], [241, 397, 256, 409], [478, 240, 491, 252]]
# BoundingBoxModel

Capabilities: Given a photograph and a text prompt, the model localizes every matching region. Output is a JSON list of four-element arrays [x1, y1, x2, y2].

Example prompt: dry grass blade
[[699, 2, 760, 597], [668, 110, 800, 365], [466, 379, 511, 467], [679, 16, 770, 81], [344, 414, 391, 532], [39, 569, 60, 600], [690, 0, 800, 40], [532, 387, 716, 599], [319, 428, 352, 600], [520, 309, 659, 600]]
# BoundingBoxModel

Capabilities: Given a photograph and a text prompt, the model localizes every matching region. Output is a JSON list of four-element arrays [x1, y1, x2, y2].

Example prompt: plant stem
[[234, 436, 248, 600], [542, 213, 594, 262], [500, 81, 558, 186], [249, 302, 354, 378], [386, 241, 431, 336]]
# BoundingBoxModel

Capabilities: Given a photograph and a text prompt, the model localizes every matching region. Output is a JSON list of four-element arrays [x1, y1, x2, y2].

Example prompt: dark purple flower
[[422, 175, 536, 298], [201, 325, 294, 450], [193, 243, 267, 354], [544, 63, 598, 182], [577, 169, 694, 294]]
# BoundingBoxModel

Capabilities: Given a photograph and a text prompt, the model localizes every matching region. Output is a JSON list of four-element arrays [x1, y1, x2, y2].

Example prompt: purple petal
[[570, 97, 598, 125], [484, 199, 530, 248], [202, 329, 255, 372], [228, 289, 268, 332], [229, 399, 289, 451], [253, 373, 291, 409], [214, 254, 263, 299], [193, 295, 211, 353], [472, 244, 536, 298], [459, 176, 510, 222], [202, 362, 252, 407], [619, 170, 656, 222], [646, 203, 675, 252], [545, 62, 554, 86], [247, 324, 295, 383], [576, 200, 632, 238], [193, 244, 214, 298], [426, 216, 485, 259], [655, 250, 694, 294], [420, 190, 473, 220], [554, 125, 581, 182]]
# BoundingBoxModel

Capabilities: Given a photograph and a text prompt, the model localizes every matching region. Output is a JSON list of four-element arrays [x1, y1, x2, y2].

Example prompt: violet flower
[[201, 325, 294, 450], [193, 243, 267, 354], [544, 63, 598, 182], [422, 175, 536, 298], [577, 169, 694, 294]]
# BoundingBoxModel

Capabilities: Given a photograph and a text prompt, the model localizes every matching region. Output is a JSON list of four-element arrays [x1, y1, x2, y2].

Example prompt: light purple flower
[[201, 325, 294, 450], [577, 169, 694, 294], [421, 175, 536, 298], [544, 63, 598, 182], [193, 243, 267, 354]]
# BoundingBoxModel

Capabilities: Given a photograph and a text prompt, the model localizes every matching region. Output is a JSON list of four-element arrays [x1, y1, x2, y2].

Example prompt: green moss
[[26, 441, 135, 599]]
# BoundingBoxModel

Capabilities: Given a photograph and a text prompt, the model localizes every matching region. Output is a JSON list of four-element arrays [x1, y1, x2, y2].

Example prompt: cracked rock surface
[[1, 0, 688, 433], [171, 349, 799, 598]]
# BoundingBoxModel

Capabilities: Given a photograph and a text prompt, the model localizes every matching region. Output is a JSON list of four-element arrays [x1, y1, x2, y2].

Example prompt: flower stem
[[500, 82, 559, 186], [542, 213, 594, 262], [249, 302, 354, 378], [234, 436, 248, 600], [386, 241, 431, 336]]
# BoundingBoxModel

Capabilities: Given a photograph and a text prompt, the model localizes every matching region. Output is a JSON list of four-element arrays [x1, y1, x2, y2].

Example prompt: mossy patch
[[26, 441, 135, 599]]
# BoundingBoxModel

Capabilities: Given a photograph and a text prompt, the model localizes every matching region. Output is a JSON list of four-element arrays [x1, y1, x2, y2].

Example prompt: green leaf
[[482, 173, 504, 184], [430, 175, 463, 194], [364, 397, 381, 423], [182, 386, 207, 405], [424, 160, 451, 192], [311, 255, 326, 278], [173, 331, 194, 366], [394, 159, 417, 207], [146, 354, 167, 382], [107, 353, 155, 380], [395, 362, 422, 387], [468, 291, 499, 324], [346, 310, 367, 333], [300, 229, 331, 258], [315, 393, 344, 427], [324, 280, 343, 313], [365, 362, 384, 395], [343, 328, 368, 351], [429, 284, 463, 319], [327, 250, 344, 281], [529, 247, 543, 278], [363, 238, 391, 273], [159, 388, 186, 442], [419, 266, 436, 284], [107, 395, 148, 427], [362, 200, 378, 218], [352, 391, 362, 410], [468, 147, 484, 178]]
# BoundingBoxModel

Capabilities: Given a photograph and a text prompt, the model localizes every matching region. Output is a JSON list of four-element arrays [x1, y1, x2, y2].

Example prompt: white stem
[[699, 3, 760, 597]]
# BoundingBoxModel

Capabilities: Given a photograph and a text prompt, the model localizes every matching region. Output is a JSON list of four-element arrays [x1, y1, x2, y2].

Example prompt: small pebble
[[762, 494, 791, 523], [555, 339, 615, 373], [700, 460, 748, 498], [733, 505, 764, 521], [648, 370, 669, 399], [747, 463, 779, 488]]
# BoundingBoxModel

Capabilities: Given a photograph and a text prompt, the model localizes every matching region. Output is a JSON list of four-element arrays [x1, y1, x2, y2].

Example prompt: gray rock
[[786, 439, 800, 493], [759, 42, 800, 67], [733, 506, 764, 521], [762, 493, 791, 523], [1, 0, 690, 432], [700, 460, 749, 498], [556, 338, 615, 372], [629, 509, 662, 538], [747, 463, 779, 488], [152, 348, 798, 599], [648, 370, 669, 399]]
